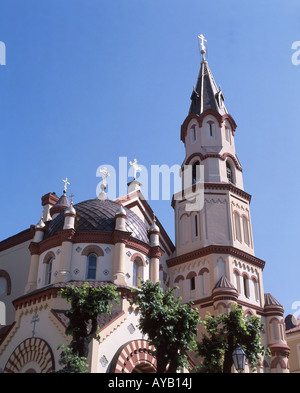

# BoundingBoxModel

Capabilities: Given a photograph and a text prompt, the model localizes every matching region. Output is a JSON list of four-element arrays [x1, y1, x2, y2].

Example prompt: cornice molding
[[0, 226, 35, 252], [167, 245, 265, 270]]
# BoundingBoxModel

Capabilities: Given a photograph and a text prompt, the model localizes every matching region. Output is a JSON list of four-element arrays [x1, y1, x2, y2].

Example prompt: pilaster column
[[54, 229, 75, 283], [24, 219, 45, 294], [111, 230, 131, 286]]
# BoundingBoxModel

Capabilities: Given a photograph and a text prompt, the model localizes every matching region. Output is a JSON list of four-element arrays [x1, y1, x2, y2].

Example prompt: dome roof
[[44, 199, 149, 244]]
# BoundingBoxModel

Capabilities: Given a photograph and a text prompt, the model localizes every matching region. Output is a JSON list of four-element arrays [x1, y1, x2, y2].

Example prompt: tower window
[[242, 216, 250, 246], [226, 162, 233, 183], [190, 126, 197, 143], [87, 253, 97, 279], [192, 161, 200, 184], [234, 212, 242, 242], [45, 258, 53, 285], [194, 214, 198, 237], [132, 260, 139, 287], [243, 275, 250, 298], [207, 121, 215, 138], [190, 276, 195, 291]]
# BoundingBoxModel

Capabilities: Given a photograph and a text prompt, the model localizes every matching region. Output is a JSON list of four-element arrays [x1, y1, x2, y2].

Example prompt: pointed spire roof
[[264, 293, 283, 308], [50, 190, 70, 217], [213, 275, 236, 291], [189, 59, 227, 116]]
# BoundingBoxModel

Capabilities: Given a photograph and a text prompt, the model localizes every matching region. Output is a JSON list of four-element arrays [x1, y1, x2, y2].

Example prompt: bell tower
[[173, 35, 251, 258], [167, 36, 290, 372]]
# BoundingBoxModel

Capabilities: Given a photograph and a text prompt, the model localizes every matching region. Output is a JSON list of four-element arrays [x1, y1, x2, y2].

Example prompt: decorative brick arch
[[42, 251, 56, 264], [110, 339, 157, 373], [81, 245, 104, 257], [130, 253, 146, 267], [4, 337, 54, 373], [186, 271, 197, 279]]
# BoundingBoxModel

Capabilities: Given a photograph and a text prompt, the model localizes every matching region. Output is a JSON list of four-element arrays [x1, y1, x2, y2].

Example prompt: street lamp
[[232, 344, 246, 373]]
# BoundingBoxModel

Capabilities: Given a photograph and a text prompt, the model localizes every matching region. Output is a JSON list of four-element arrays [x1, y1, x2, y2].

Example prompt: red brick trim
[[184, 151, 242, 172], [180, 110, 237, 142], [4, 337, 55, 373], [186, 271, 197, 279], [174, 275, 184, 283], [41, 193, 59, 206], [81, 245, 104, 257], [167, 245, 265, 270], [42, 251, 56, 264], [130, 253, 146, 267], [110, 339, 156, 373], [0, 226, 35, 252], [269, 343, 290, 359], [29, 230, 152, 258]]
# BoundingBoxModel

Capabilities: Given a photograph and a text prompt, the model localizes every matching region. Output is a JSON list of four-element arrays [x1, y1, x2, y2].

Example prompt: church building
[[0, 37, 290, 373]]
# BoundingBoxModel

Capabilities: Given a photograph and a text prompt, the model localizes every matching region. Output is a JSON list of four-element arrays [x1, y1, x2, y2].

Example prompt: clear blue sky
[[0, 0, 299, 317]]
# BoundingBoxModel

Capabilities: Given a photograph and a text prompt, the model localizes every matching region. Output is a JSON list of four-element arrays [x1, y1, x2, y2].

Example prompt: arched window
[[199, 268, 209, 297], [190, 125, 197, 143], [234, 271, 241, 293], [132, 260, 139, 287], [226, 161, 233, 183], [131, 255, 145, 287], [207, 121, 215, 138], [252, 277, 260, 302], [192, 160, 200, 184], [192, 212, 199, 241], [234, 212, 242, 242], [225, 126, 231, 143], [86, 253, 97, 279], [243, 274, 250, 298], [181, 214, 188, 246], [45, 258, 53, 285], [242, 216, 250, 246]]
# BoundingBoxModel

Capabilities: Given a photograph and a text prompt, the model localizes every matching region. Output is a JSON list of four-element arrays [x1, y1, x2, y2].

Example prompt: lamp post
[[232, 344, 246, 373]]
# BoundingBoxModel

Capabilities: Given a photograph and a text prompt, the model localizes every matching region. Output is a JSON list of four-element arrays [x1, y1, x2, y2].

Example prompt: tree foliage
[[59, 282, 120, 360], [130, 280, 200, 373], [54, 344, 89, 373], [196, 305, 270, 373]]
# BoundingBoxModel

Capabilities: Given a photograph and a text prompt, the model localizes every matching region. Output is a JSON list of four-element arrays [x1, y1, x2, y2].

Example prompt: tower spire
[[189, 35, 227, 116]]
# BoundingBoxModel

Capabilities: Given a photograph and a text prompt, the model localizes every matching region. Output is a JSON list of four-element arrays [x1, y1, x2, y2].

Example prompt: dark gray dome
[[44, 199, 149, 244]]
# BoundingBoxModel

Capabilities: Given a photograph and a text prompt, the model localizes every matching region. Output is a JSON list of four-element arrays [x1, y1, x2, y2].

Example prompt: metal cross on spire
[[62, 178, 70, 193], [198, 34, 207, 60]]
